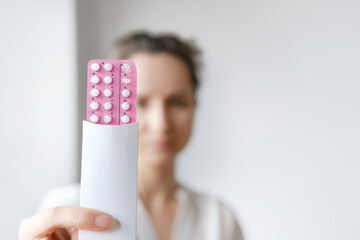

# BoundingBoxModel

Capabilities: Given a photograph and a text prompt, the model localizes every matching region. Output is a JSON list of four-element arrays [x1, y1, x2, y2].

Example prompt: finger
[[71, 229, 79, 240], [19, 206, 116, 240], [53, 231, 65, 240], [53, 228, 71, 240]]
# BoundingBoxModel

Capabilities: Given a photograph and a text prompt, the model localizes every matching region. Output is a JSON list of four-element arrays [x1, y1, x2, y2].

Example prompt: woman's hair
[[111, 31, 202, 94]]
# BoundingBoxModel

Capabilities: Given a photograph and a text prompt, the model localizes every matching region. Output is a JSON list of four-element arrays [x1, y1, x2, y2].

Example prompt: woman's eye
[[138, 100, 146, 108], [169, 99, 187, 106]]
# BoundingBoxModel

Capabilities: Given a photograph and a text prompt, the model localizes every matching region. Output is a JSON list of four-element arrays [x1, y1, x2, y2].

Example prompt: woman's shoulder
[[179, 185, 238, 221], [178, 185, 244, 239], [180, 185, 236, 215]]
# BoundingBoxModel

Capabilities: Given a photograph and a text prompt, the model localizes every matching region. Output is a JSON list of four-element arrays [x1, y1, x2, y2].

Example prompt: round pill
[[104, 115, 112, 123], [104, 76, 113, 84], [91, 63, 100, 71], [122, 78, 131, 84], [121, 102, 130, 110], [104, 63, 113, 71], [121, 115, 130, 123], [90, 102, 99, 110], [122, 89, 130, 97], [103, 102, 112, 110], [103, 89, 112, 97], [91, 76, 100, 84], [122, 63, 131, 72], [90, 115, 99, 123], [90, 89, 100, 97]]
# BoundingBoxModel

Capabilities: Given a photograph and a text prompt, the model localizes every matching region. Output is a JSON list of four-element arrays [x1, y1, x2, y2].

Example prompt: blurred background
[[1, 0, 360, 239]]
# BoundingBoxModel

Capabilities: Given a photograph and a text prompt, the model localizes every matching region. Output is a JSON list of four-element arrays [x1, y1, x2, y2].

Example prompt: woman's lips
[[152, 140, 172, 150]]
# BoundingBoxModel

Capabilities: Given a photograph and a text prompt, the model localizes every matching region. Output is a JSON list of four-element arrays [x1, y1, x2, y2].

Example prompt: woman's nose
[[149, 104, 170, 133]]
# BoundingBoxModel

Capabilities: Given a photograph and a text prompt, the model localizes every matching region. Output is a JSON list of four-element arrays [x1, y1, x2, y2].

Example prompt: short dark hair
[[111, 31, 202, 94]]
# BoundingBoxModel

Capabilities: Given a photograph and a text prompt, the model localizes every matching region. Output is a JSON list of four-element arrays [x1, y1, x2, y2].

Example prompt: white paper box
[[79, 121, 138, 240]]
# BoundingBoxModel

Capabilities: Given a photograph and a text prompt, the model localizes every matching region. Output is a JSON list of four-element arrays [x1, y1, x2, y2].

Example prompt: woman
[[19, 32, 243, 240]]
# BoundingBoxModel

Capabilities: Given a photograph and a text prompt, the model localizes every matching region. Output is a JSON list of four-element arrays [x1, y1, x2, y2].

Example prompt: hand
[[19, 206, 116, 240]]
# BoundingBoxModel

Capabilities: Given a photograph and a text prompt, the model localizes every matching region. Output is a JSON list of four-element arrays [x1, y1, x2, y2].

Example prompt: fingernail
[[94, 214, 115, 228]]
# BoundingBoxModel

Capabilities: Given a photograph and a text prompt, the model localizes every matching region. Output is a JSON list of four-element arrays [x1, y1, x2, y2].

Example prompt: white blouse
[[37, 183, 244, 240]]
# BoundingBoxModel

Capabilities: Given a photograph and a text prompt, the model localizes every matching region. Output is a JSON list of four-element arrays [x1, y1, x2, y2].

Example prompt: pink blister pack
[[86, 59, 137, 125]]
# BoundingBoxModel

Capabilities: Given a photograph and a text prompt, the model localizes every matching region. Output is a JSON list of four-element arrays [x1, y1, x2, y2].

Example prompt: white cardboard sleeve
[[79, 120, 138, 240]]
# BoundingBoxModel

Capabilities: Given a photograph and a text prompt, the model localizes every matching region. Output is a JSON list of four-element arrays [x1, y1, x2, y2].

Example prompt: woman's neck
[[138, 160, 179, 205]]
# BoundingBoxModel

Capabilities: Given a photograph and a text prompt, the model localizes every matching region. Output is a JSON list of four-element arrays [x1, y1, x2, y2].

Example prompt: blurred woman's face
[[131, 52, 195, 167]]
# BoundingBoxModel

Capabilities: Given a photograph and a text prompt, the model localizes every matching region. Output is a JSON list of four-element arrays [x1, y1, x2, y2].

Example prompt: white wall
[[0, 1, 78, 239], [76, 0, 360, 239]]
